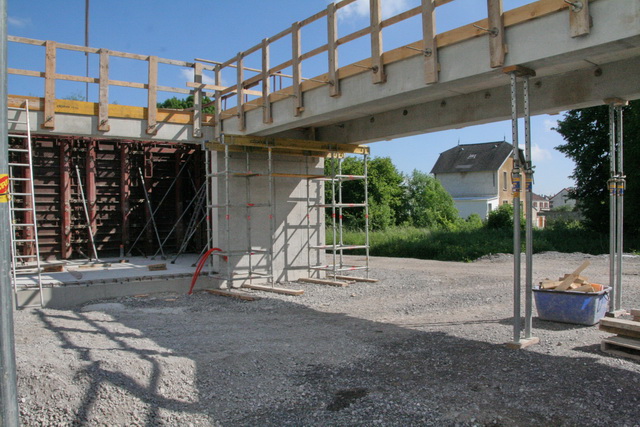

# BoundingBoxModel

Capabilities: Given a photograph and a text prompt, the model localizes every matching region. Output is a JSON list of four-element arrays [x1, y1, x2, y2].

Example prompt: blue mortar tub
[[533, 286, 611, 326]]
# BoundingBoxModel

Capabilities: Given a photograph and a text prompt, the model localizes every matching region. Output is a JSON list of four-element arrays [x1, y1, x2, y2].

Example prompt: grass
[[329, 225, 637, 262]]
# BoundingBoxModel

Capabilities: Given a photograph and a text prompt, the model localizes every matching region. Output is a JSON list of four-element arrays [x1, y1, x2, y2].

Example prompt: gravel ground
[[13, 252, 640, 426]]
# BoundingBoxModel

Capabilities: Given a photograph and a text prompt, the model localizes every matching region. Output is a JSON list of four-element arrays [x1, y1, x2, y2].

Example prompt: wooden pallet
[[204, 289, 257, 301], [599, 318, 640, 340], [601, 336, 640, 362]]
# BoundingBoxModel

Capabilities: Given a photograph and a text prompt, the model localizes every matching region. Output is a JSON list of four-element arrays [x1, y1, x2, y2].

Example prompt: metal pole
[[137, 167, 166, 260], [0, 0, 21, 422], [509, 72, 522, 344], [523, 76, 534, 339], [615, 106, 624, 312], [268, 148, 275, 285], [364, 153, 370, 279], [75, 165, 99, 261], [84, 0, 90, 102], [224, 141, 232, 289], [608, 104, 616, 312]]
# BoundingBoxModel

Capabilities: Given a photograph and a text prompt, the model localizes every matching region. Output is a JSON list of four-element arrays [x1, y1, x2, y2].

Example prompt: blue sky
[[7, 0, 574, 196]]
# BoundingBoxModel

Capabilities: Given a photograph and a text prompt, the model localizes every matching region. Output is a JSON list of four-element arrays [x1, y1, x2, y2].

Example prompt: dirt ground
[[13, 252, 640, 426]]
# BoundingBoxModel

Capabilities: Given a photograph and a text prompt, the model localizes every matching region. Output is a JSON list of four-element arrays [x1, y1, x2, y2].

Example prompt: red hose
[[188, 248, 222, 295]]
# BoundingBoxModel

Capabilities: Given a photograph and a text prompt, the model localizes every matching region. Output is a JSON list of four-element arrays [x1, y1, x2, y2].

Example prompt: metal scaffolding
[[307, 153, 371, 281]]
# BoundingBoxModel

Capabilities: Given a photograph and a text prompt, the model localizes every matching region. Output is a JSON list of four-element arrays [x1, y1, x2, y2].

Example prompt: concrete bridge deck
[[7, 0, 640, 146]]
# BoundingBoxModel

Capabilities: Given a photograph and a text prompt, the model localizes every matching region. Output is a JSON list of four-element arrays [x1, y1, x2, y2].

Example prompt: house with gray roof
[[431, 141, 523, 220]]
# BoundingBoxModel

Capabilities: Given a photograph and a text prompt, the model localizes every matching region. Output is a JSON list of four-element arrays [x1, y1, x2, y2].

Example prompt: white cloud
[[179, 68, 217, 86], [532, 144, 553, 162], [334, 0, 412, 21], [542, 118, 557, 132], [8, 16, 31, 28]]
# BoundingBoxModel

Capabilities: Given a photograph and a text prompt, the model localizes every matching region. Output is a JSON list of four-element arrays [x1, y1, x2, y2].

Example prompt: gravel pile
[[13, 252, 640, 426]]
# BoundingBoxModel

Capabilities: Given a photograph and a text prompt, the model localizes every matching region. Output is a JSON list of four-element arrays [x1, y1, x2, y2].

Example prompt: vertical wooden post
[[487, 0, 506, 68], [98, 49, 110, 132], [86, 139, 97, 256], [214, 65, 222, 137], [292, 22, 304, 116], [370, 0, 386, 84], [327, 3, 340, 97], [120, 143, 130, 253], [569, 0, 590, 38], [146, 55, 158, 135], [237, 52, 246, 131], [421, 0, 439, 84], [42, 40, 56, 129], [262, 38, 273, 124], [59, 139, 72, 259], [193, 62, 203, 138]]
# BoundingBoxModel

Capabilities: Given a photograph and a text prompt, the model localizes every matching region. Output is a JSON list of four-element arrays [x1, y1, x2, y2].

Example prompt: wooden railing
[[7, 0, 590, 138]]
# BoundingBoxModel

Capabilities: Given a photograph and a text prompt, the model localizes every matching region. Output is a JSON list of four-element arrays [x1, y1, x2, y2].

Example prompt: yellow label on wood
[[0, 174, 9, 203]]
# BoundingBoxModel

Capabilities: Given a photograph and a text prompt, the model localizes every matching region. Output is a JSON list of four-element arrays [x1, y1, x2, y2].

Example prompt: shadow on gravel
[[31, 294, 640, 427]]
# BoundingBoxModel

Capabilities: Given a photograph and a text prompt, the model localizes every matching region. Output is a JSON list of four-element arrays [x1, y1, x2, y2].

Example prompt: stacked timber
[[600, 313, 640, 361], [539, 261, 603, 292]]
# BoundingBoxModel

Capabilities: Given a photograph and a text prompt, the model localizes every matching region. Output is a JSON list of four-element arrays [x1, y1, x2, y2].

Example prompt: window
[[503, 171, 507, 191]]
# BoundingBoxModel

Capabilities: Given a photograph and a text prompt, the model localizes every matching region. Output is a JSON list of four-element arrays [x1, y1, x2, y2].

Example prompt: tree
[[158, 95, 215, 114], [325, 156, 405, 231], [554, 101, 640, 233], [404, 170, 458, 229]]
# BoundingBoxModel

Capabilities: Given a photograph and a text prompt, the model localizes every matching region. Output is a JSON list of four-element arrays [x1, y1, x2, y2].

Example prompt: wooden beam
[[335, 275, 379, 283], [327, 2, 340, 97], [98, 49, 110, 132], [214, 65, 222, 135], [262, 38, 273, 124], [59, 139, 72, 259], [487, 0, 507, 68], [292, 21, 304, 116], [242, 284, 304, 296], [120, 143, 130, 253], [204, 289, 257, 301], [146, 56, 158, 135], [422, 0, 439, 84], [370, 0, 387, 84], [86, 139, 98, 257], [193, 62, 203, 138], [42, 40, 56, 129], [219, 134, 370, 155], [569, 0, 590, 38], [298, 277, 350, 287], [237, 52, 246, 131]]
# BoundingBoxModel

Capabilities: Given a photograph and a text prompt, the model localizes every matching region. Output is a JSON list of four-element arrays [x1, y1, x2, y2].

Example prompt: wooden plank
[[237, 52, 246, 131], [569, 0, 590, 38], [335, 275, 379, 283], [299, 44, 329, 62], [601, 336, 640, 361], [299, 8, 328, 28], [7, 35, 46, 46], [157, 85, 192, 95], [192, 62, 203, 138], [242, 284, 304, 296], [147, 263, 167, 271], [204, 289, 257, 301], [214, 64, 222, 133], [298, 277, 350, 287], [599, 326, 640, 340], [109, 79, 147, 89], [292, 21, 304, 116], [381, 6, 421, 29], [327, 2, 340, 97], [262, 39, 273, 124], [98, 49, 110, 132], [600, 318, 640, 337], [146, 55, 158, 135], [337, 26, 371, 47], [370, 0, 386, 84], [422, 0, 439, 84], [555, 260, 591, 291], [487, 0, 507, 68], [53, 73, 98, 84], [59, 140, 72, 258], [220, 134, 370, 155], [7, 68, 45, 78], [185, 81, 230, 92], [630, 309, 640, 318], [42, 40, 56, 129]]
